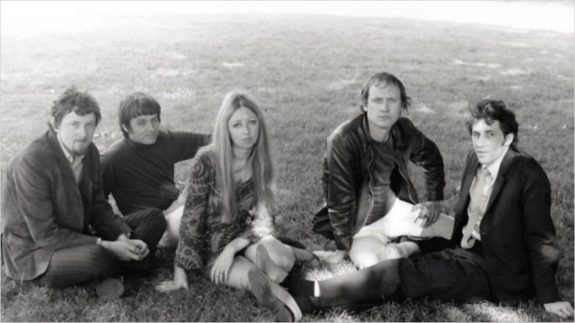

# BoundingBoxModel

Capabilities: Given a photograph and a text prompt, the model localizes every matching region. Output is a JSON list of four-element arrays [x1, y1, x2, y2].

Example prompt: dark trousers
[[317, 247, 491, 307], [399, 247, 491, 302], [38, 208, 166, 288]]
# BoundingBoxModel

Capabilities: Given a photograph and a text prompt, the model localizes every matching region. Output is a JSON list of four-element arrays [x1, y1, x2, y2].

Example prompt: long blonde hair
[[212, 90, 274, 222]]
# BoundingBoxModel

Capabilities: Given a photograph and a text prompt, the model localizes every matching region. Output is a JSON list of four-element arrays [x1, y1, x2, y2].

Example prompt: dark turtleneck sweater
[[102, 131, 210, 214]]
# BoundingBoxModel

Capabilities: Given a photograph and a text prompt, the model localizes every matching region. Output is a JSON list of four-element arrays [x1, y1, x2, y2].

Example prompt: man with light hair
[[291, 99, 574, 319], [313, 71, 453, 269]]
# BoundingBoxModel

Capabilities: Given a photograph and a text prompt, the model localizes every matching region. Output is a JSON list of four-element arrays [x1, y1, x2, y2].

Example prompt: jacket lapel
[[77, 162, 92, 203], [47, 130, 80, 189], [484, 149, 515, 214], [77, 160, 93, 233], [460, 154, 478, 207]]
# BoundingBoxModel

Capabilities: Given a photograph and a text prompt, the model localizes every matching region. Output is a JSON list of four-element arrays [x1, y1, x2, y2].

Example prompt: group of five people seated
[[1, 72, 572, 320]]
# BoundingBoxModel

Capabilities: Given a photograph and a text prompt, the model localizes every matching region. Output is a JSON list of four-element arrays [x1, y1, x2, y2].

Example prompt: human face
[[55, 111, 97, 156], [364, 84, 402, 140], [228, 107, 260, 151], [125, 114, 160, 145], [471, 119, 513, 165]]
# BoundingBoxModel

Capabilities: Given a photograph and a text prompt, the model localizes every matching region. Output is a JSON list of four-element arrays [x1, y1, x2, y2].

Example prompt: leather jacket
[[320, 114, 445, 250]]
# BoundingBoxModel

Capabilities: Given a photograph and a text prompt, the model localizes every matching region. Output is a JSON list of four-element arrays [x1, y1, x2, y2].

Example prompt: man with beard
[[1, 87, 166, 299]]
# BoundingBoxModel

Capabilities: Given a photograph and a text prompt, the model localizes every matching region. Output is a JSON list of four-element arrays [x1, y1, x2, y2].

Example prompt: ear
[[121, 124, 130, 134], [51, 118, 59, 132], [503, 133, 514, 146]]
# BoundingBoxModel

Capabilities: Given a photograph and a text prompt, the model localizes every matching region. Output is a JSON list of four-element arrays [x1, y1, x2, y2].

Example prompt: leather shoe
[[95, 276, 124, 300]]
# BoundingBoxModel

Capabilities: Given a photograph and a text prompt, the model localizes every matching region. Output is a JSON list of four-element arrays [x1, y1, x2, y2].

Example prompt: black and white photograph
[[1, 1, 573, 321]]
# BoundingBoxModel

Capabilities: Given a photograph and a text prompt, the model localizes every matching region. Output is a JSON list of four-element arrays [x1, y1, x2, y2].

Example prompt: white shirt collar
[[481, 145, 510, 179]]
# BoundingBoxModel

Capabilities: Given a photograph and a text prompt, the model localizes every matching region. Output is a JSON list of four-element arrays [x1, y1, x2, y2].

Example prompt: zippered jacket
[[321, 114, 445, 250]]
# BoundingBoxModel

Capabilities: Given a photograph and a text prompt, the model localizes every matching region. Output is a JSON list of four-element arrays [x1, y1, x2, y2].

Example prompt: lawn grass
[[1, 12, 573, 322]]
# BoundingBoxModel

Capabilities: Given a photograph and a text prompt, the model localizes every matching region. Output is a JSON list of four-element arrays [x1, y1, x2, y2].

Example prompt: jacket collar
[[46, 128, 86, 188], [484, 147, 517, 213], [47, 128, 73, 166], [461, 147, 518, 215]]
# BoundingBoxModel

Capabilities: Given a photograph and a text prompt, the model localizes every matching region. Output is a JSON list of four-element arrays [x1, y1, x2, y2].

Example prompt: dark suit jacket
[[1, 130, 131, 280], [452, 148, 560, 304]]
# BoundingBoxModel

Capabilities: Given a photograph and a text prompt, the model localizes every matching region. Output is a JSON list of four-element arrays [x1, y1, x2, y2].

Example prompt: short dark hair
[[466, 99, 519, 148], [118, 92, 161, 138], [51, 87, 101, 127], [360, 72, 411, 112]]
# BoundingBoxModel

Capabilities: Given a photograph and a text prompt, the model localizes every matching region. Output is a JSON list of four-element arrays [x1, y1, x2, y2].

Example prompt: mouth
[[475, 152, 490, 159]]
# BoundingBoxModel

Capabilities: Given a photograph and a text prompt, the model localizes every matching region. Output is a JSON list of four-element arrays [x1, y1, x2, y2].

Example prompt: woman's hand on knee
[[210, 248, 235, 284]]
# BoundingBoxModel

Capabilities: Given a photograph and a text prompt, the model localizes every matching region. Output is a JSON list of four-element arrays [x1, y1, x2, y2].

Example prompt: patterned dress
[[175, 146, 274, 275]]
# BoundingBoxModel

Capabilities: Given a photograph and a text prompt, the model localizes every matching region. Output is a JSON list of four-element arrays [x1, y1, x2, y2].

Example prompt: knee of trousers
[[43, 245, 118, 288], [147, 208, 168, 230], [71, 244, 119, 273], [139, 208, 168, 237]]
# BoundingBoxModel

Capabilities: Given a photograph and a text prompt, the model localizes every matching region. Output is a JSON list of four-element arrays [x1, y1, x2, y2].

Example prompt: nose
[[242, 124, 251, 135], [382, 101, 390, 112], [474, 135, 486, 147], [77, 125, 87, 139], [145, 122, 155, 132]]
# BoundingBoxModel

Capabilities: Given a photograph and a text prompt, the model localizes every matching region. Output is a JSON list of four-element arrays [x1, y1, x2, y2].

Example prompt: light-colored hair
[[212, 90, 274, 222], [360, 72, 411, 112]]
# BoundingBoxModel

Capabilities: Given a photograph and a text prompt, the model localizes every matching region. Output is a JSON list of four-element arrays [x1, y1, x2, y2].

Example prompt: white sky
[[1, 0, 573, 37]]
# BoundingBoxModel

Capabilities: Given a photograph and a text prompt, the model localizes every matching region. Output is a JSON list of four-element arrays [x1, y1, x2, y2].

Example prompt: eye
[[472, 132, 480, 138], [231, 122, 241, 128], [372, 98, 383, 104], [248, 119, 258, 125], [136, 120, 146, 126]]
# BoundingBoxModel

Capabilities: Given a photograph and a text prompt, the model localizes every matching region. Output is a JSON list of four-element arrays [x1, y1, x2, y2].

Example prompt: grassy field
[[1, 11, 573, 322]]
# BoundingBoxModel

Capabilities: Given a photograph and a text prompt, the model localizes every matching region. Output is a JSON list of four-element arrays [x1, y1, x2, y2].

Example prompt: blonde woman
[[156, 91, 310, 321]]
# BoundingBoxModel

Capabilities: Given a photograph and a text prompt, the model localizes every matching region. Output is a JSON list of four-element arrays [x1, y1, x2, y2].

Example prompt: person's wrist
[[100, 240, 109, 249], [117, 233, 130, 241], [224, 244, 236, 255], [96, 237, 102, 246]]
